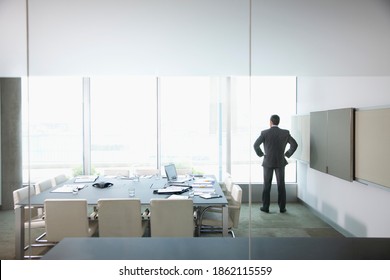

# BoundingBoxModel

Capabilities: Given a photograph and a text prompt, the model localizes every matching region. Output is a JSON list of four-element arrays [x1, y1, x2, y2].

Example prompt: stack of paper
[[192, 187, 216, 195], [191, 178, 214, 188]]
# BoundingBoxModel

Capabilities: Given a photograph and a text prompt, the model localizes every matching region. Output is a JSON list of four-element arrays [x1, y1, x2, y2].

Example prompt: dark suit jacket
[[253, 126, 298, 168]]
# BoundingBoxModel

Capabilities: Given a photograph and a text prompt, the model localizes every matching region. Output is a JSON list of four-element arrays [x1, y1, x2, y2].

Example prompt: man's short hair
[[270, 114, 280, 125]]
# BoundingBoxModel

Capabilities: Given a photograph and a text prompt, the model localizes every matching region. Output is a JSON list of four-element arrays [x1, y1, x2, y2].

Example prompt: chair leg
[[23, 243, 54, 259], [21, 231, 56, 259], [35, 232, 47, 242]]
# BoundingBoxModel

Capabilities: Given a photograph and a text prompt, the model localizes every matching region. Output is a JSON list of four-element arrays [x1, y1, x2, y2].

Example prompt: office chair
[[13, 185, 48, 258], [51, 174, 69, 186], [150, 199, 195, 237], [35, 178, 54, 194], [219, 172, 232, 191], [198, 184, 242, 237], [44, 199, 98, 243], [97, 198, 147, 237], [35, 178, 56, 218], [221, 175, 234, 201]]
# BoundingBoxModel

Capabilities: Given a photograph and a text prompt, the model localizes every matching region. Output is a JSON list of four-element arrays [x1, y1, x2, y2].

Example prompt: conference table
[[15, 174, 228, 260]]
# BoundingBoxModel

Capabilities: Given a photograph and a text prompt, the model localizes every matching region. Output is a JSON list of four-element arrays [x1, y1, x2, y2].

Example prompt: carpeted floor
[[0, 202, 344, 260], [234, 202, 344, 238]]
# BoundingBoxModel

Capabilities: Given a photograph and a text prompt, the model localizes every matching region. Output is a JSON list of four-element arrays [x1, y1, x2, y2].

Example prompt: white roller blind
[[28, 0, 250, 76], [0, 0, 27, 77], [3, 0, 390, 77]]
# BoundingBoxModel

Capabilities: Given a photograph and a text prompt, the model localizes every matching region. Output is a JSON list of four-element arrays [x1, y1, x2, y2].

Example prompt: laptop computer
[[164, 163, 190, 184]]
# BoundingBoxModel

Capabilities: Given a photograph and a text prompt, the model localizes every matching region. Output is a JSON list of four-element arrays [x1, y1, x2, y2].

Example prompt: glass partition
[[19, 0, 299, 260]]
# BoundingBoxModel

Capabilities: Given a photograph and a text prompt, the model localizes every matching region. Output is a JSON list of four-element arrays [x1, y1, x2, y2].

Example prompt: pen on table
[[150, 183, 153, 188]]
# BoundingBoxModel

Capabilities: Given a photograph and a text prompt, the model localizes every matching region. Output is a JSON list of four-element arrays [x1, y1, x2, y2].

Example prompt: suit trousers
[[262, 166, 286, 211]]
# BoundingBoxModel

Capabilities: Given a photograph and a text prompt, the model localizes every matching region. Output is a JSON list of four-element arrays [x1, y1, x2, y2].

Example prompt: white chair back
[[225, 176, 234, 193], [13, 185, 35, 207], [44, 199, 97, 242], [150, 199, 194, 237], [229, 184, 242, 228], [51, 174, 69, 186], [35, 179, 54, 194], [13, 185, 41, 222], [97, 198, 145, 237]]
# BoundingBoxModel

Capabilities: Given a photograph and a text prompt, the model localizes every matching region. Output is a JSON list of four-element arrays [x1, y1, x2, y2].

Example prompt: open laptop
[[164, 163, 190, 184]]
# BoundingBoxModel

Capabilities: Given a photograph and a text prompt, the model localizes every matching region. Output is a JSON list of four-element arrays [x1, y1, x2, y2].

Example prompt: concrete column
[[0, 78, 22, 210]]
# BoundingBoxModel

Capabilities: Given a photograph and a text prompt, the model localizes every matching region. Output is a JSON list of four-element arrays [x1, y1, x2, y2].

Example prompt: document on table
[[199, 193, 222, 199], [51, 184, 87, 193], [153, 186, 190, 194], [74, 175, 98, 183], [192, 187, 216, 195], [191, 177, 215, 188]]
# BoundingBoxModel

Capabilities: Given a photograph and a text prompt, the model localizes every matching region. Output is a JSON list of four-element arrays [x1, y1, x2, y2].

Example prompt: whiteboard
[[355, 108, 390, 188]]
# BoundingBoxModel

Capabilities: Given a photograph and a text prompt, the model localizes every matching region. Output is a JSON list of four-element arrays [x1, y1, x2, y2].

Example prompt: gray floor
[[0, 202, 344, 260]]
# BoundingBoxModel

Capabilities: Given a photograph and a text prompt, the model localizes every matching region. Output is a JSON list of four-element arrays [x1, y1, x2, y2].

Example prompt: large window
[[22, 76, 296, 183], [159, 77, 223, 176], [90, 77, 157, 176], [230, 76, 297, 183], [23, 76, 83, 183]]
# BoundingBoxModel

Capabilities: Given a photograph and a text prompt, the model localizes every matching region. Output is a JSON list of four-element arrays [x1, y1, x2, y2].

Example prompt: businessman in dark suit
[[253, 114, 298, 213]]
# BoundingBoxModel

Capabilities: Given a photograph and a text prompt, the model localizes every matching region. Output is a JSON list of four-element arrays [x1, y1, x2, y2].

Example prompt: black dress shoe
[[260, 207, 269, 213], [280, 209, 287, 213]]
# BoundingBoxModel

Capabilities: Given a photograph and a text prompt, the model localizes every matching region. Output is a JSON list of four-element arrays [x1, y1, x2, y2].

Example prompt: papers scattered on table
[[153, 186, 190, 194], [74, 175, 98, 183], [192, 187, 216, 195], [51, 184, 87, 193], [190, 177, 215, 188]]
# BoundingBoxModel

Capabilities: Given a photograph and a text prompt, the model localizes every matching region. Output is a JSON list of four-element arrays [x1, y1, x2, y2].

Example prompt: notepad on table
[[74, 175, 98, 183]]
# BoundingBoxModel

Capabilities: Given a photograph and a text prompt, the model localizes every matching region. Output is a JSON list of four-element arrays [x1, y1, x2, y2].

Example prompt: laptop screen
[[164, 164, 178, 181]]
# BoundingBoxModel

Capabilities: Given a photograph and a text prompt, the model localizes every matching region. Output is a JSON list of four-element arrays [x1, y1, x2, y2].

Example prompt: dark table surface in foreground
[[41, 237, 390, 260]]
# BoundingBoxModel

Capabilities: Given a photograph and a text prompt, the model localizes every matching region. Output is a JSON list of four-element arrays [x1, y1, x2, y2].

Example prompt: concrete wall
[[0, 78, 22, 210]]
